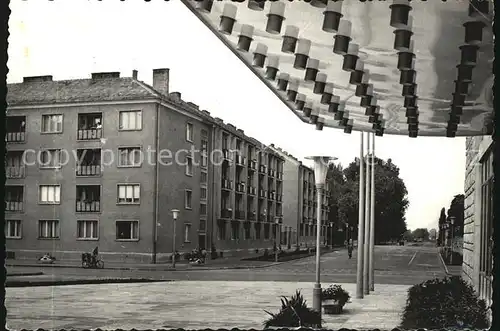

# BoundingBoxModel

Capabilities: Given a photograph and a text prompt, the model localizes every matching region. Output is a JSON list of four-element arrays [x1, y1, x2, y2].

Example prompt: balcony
[[6, 166, 26, 179], [276, 194, 283, 202], [236, 154, 246, 166], [258, 189, 267, 198], [268, 168, 275, 177], [277, 172, 283, 180], [247, 211, 256, 220], [221, 208, 233, 219], [77, 113, 103, 141], [247, 186, 256, 195], [236, 182, 246, 193], [303, 216, 309, 223], [5, 201, 24, 212], [76, 165, 102, 177], [268, 191, 275, 200], [6, 116, 27, 143], [221, 179, 233, 190], [248, 159, 257, 170], [76, 149, 102, 176], [222, 149, 231, 160], [76, 185, 101, 212], [5, 186, 24, 211], [235, 210, 245, 220], [259, 164, 267, 174], [259, 213, 266, 222]]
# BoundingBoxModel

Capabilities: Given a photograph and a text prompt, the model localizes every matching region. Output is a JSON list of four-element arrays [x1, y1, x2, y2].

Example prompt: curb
[[7, 271, 44, 277], [5, 278, 172, 288], [437, 248, 450, 275]]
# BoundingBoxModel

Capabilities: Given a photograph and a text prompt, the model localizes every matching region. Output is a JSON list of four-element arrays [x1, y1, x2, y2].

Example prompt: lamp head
[[305, 156, 338, 186], [171, 209, 180, 220]]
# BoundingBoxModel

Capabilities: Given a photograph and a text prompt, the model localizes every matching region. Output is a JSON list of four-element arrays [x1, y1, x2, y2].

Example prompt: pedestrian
[[347, 240, 353, 259]]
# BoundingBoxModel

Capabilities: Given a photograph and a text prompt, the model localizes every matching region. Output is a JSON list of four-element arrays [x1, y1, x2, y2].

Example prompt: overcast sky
[[7, 0, 466, 230]]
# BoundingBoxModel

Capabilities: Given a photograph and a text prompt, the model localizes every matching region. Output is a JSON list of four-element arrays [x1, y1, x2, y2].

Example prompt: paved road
[[7, 244, 446, 286]]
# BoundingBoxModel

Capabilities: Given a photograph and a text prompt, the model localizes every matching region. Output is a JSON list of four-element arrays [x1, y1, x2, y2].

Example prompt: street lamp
[[305, 155, 337, 323], [275, 217, 282, 262], [171, 209, 179, 268], [449, 216, 455, 264]]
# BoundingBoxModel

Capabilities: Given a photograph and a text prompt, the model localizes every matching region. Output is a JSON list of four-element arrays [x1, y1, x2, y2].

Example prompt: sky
[[7, 0, 467, 231]]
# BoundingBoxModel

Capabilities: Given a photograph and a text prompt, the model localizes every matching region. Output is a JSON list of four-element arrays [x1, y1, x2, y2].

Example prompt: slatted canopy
[[182, 0, 494, 137]]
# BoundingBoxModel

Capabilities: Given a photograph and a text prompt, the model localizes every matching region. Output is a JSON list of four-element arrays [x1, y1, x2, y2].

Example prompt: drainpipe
[[152, 101, 160, 264], [209, 125, 217, 257], [297, 167, 301, 247]]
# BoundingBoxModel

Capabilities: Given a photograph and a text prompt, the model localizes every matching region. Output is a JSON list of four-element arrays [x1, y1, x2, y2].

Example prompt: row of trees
[[325, 157, 410, 244], [437, 194, 465, 245]]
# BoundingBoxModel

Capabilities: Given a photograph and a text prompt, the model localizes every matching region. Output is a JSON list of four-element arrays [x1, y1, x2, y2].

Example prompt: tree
[[412, 228, 430, 241], [402, 230, 414, 241], [428, 228, 437, 241], [326, 157, 409, 243], [437, 207, 447, 246], [448, 194, 464, 236]]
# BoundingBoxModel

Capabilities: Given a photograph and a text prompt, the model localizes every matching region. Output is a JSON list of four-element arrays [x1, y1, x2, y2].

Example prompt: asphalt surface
[[7, 244, 446, 286]]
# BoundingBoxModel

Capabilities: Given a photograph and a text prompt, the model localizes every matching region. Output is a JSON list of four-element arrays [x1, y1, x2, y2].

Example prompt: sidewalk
[[5, 280, 409, 330]]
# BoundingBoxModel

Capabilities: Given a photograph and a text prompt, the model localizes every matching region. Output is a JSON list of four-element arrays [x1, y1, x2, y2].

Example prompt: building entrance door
[[198, 234, 206, 250]]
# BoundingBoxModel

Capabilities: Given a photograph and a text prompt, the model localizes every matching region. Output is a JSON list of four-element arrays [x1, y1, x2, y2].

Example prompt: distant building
[[267, 145, 330, 248], [462, 135, 493, 310], [4, 69, 291, 263]]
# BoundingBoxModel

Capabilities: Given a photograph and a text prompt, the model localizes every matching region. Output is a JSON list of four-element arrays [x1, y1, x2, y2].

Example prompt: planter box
[[323, 300, 343, 314]]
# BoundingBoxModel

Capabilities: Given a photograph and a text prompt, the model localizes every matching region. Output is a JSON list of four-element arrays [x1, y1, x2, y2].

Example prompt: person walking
[[347, 239, 353, 259]]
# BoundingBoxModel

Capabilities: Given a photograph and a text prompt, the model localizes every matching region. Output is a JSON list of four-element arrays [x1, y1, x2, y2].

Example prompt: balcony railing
[[222, 149, 231, 160], [268, 168, 275, 177], [221, 208, 232, 219], [259, 164, 267, 174], [5, 201, 23, 212], [259, 189, 267, 198], [267, 214, 275, 222], [76, 165, 101, 176], [259, 213, 266, 222], [235, 210, 245, 220], [6, 131, 26, 143], [247, 211, 256, 220], [268, 191, 275, 200], [76, 201, 101, 212], [277, 172, 283, 180], [247, 186, 256, 195], [236, 182, 246, 193], [6, 166, 26, 179], [77, 128, 102, 140], [222, 179, 233, 190], [276, 194, 283, 202]]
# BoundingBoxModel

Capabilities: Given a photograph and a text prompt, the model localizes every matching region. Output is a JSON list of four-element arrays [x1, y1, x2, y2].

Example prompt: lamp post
[[449, 216, 455, 265], [305, 155, 336, 323], [275, 217, 282, 262], [356, 132, 365, 299], [171, 209, 179, 268]]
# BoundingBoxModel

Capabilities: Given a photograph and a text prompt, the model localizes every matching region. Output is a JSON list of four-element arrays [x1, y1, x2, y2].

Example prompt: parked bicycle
[[81, 247, 104, 269]]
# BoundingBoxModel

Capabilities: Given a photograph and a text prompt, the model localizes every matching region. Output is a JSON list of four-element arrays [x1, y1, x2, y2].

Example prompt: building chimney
[[91, 72, 120, 79], [132, 70, 138, 80], [169, 92, 181, 102], [153, 68, 170, 96], [23, 75, 53, 83]]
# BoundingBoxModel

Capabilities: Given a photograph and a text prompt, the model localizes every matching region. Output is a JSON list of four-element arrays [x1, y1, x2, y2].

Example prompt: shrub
[[400, 276, 489, 330], [321, 284, 350, 307], [263, 290, 321, 328]]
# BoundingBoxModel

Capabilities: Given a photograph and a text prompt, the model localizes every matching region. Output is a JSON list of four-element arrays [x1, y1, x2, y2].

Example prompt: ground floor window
[[300, 224, 304, 236], [38, 220, 59, 239], [254, 223, 261, 239], [243, 221, 251, 240], [184, 223, 191, 243], [5, 220, 21, 238], [217, 220, 226, 240], [77, 220, 98, 239], [264, 223, 270, 240], [231, 221, 240, 240], [116, 220, 139, 240], [479, 147, 493, 305]]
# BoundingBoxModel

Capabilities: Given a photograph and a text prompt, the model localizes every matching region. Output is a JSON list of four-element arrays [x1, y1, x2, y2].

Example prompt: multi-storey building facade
[[5, 69, 287, 263], [462, 135, 494, 312], [268, 145, 330, 248]]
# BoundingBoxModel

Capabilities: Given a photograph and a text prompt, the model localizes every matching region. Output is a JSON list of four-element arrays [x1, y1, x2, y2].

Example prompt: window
[[5, 220, 21, 238], [117, 184, 140, 204], [119, 110, 142, 130], [255, 223, 261, 239], [200, 171, 208, 184], [39, 149, 62, 168], [185, 190, 192, 209], [201, 129, 208, 139], [118, 147, 142, 167], [199, 219, 206, 232], [184, 223, 191, 242], [264, 223, 270, 240], [200, 187, 207, 200], [244, 221, 251, 240], [116, 220, 139, 240], [201, 140, 208, 168], [41, 114, 63, 133], [5, 185, 24, 211], [186, 123, 193, 142], [185, 156, 193, 176], [39, 185, 61, 204], [38, 220, 59, 239], [231, 221, 240, 240], [217, 220, 226, 240], [200, 202, 207, 216], [300, 224, 304, 236], [480, 150, 494, 278], [77, 220, 99, 239]]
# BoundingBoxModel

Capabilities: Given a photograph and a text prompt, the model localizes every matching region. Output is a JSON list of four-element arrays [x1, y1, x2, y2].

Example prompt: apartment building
[[5, 69, 287, 263], [462, 135, 494, 311], [268, 145, 330, 248]]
